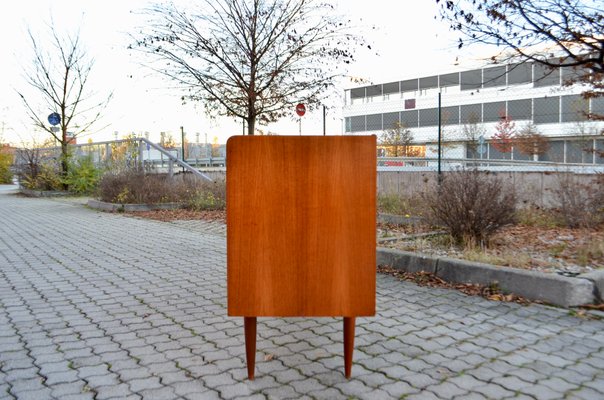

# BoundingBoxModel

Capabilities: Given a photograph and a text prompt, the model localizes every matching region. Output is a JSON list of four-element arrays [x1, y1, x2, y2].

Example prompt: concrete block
[[377, 248, 437, 274], [377, 213, 423, 226], [87, 199, 182, 212], [579, 270, 604, 302], [436, 257, 595, 307]]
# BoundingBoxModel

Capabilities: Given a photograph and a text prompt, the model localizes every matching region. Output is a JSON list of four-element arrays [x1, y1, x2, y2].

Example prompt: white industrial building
[[343, 62, 604, 164]]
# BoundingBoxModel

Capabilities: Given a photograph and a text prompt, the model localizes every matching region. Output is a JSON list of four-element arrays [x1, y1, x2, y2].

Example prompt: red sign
[[295, 103, 306, 117]]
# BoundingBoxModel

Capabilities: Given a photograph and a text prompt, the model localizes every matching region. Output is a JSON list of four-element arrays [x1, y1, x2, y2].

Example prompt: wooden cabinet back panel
[[227, 136, 376, 317]]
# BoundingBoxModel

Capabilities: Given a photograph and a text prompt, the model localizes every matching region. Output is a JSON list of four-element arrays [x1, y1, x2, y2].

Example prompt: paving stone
[[473, 383, 516, 399], [50, 381, 87, 398], [139, 386, 177, 400], [405, 390, 442, 400], [3, 367, 40, 382], [128, 376, 163, 392], [93, 383, 133, 400], [2, 190, 604, 400], [11, 388, 54, 400]]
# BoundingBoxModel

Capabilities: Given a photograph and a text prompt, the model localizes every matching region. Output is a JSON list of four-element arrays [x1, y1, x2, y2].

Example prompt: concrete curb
[[87, 199, 183, 212], [20, 188, 71, 197], [377, 247, 597, 307], [579, 270, 604, 303], [378, 213, 424, 226]]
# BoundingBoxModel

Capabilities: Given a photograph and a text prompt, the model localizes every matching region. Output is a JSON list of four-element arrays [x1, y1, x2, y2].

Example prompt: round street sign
[[295, 103, 306, 117], [48, 112, 61, 126]]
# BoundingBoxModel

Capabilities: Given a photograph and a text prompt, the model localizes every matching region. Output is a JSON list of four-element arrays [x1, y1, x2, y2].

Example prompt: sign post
[[48, 112, 61, 126], [295, 103, 306, 135]]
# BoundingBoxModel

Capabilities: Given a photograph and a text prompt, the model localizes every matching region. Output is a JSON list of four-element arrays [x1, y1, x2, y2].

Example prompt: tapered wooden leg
[[244, 317, 257, 380], [343, 317, 356, 379]]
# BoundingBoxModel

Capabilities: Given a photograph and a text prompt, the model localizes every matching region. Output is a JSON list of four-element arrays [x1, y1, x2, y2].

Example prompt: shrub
[[515, 205, 563, 228], [22, 161, 63, 191], [378, 193, 411, 215], [185, 181, 226, 210], [98, 171, 174, 204], [551, 173, 604, 228], [0, 151, 13, 184], [97, 170, 226, 209], [64, 156, 102, 195], [422, 169, 516, 246]]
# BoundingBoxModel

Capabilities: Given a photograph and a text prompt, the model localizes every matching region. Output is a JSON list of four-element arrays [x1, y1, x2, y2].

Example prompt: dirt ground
[[127, 209, 603, 308], [379, 223, 604, 275], [129, 209, 603, 275]]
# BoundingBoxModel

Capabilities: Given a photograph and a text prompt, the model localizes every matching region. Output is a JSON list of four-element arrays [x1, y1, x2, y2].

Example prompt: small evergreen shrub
[[22, 161, 63, 191], [64, 156, 102, 195], [0, 151, 13, 184]]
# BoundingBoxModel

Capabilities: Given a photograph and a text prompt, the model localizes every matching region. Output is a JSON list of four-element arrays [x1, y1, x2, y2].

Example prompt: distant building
[[343, 62, 604, 164]]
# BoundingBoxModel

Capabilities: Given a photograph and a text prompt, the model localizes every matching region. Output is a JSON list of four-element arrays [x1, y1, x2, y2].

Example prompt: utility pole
[[323, 105, 326, 136], [437, 92, 442, 183], [180, 126, 186, 173]]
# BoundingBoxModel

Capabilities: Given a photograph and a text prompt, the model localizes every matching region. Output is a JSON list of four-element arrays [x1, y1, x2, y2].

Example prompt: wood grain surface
[[227, 135, 376, 317]]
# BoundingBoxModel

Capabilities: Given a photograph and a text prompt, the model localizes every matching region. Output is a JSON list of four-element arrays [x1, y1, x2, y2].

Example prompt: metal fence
[[343, 67, 604, 169]]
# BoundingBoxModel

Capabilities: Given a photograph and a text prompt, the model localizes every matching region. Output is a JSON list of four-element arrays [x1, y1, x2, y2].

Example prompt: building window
[[461, 104, 482, 124], [512, 146, 532, 161], [350, 116, 366, 132], [442, 106, 460, 125], [419, 108, 439, 127], [534, 97, 560, 124], [596, 140, 604, 164], [366, 85, 382, 97], [460, 69, 482, 91], [483, 101, 506, 123], [401, 79, 419, 92], [561, 95, 589, 122], [350, 87, 365, 99], [344, 117, 351, 133], [366, 113, 383, 131], [483, 66, 507, 88], [508, 99, 532, 121], [419, 75, 438, 90], [401, 110, 419, 128], [382, 112, 400, 130], [383, 81, 399, 95], [592, 96, 604, 117], [566, 139, 594, 164], [508, 63, 532, 85], [439, 72, 459, 87], [534, 64, 560, 87], [538, 140, 564, 162], [488, 143, 512, 160]]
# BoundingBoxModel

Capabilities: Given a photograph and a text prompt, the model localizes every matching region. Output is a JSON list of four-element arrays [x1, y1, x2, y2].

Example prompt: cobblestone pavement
[[1, 186, 604, 400]]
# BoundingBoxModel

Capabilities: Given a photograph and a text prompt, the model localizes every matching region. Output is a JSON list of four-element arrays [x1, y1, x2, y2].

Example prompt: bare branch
[[133, 0, 364, 135], [18, 21, 112, 180]]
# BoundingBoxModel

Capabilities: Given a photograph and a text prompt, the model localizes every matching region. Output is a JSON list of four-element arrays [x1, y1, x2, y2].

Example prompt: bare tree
[[18, 23, 112, 184], [462, 111, 485, 157], [436, 0, 604, 115], [514, 123, 550, 159], [491, 110, 516, 156], [573, 118, 604, 159], [380, 121, 417, 157], [133, 0, 365, 135]]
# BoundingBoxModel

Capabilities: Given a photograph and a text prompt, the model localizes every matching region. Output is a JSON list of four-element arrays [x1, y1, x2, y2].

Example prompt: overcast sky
[[0, 0, 483, 145]]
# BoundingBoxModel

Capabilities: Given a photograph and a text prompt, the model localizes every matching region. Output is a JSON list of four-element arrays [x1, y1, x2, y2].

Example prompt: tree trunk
[[60, 124, 69, 190], [247, 116, 255, 136]]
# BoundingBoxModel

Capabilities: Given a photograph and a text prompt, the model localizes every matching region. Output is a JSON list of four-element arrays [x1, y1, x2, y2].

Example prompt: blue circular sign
[[48, 112, 61, 126]]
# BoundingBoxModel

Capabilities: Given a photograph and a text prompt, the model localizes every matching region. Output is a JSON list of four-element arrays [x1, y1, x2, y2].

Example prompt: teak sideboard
[[226, 135, 376, 379]]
